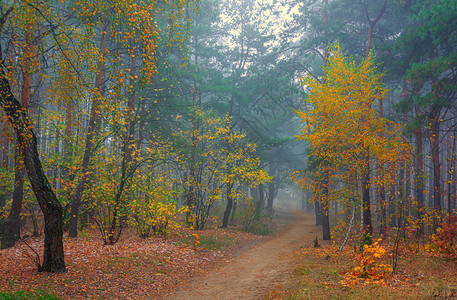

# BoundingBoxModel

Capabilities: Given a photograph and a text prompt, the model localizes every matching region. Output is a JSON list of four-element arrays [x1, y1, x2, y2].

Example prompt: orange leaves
[[429, 216, 457, 260], [192, 233, 200, 250], [342, 238, 393, 285], [297, 45, 410, 204]]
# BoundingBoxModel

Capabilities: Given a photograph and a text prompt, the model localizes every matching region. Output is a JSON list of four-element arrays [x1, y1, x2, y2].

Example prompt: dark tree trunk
[[1, 151, 24, 249], [0, 62, 65, 272], [222, 184, 234, 228], [266, 164, 279, 215], [359, 0, 385, 246], [255, 184, 264, 219], [106, 178, 126, 245], [361, 154, 372, 245], [389, 184, 397, 227], [398, 161, 405, 230], [450, 131, 457, 217], [322, 207, 330, 240], [229, 199, 237, 226], [61, 95, 73, 187], [186, 119, 197, 225], [414, 126, 425, 235], [430, 112, 442, 231], [69, 23, 108, 237], [1, 26, 33, 248], [379, 185, 387, 235], [0, 123, 12, 211], [365, 0, 387, 56], [0, 114, 10, 168], [315, 200, 323, 226], [266, 181, 275, 215], [322, 172, 330, 240]]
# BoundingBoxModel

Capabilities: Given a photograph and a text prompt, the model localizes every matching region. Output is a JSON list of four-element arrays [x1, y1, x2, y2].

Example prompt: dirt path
[[169, 211, 321, 300]]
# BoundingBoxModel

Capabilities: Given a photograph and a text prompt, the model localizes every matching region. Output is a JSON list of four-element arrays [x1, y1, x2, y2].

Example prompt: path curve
[[170, 211, 321, 300]]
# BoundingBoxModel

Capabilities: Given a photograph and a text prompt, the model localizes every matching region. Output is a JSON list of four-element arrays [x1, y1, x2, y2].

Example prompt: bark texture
[[0, 68, 66, 272]]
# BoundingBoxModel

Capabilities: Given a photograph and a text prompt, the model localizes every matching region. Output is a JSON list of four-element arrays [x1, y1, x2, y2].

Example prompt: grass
[[0, 290, 60, 300], [199, 234, 235, 250], [268, 240, 457, 299], [177, 232, 235, 250], [243, 219, 272, 235]]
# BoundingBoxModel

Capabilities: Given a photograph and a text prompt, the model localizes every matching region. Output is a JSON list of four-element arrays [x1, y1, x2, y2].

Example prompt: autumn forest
[[0, 0, 456, 299]]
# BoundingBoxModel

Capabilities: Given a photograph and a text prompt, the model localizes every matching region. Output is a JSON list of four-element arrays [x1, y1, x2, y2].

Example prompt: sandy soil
[[169, 211, 321, 300]]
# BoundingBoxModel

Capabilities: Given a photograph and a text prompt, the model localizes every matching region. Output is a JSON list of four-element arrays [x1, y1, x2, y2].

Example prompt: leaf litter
[[0, 227, 263, 299]]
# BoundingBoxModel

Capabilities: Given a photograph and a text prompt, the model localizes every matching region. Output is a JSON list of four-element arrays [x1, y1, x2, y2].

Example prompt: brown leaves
[[0, 227, 262, 299]]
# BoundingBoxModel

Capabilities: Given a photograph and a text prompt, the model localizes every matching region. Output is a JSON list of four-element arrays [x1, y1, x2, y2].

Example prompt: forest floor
[[170, 211, 318, 300], [1, 211, 457, 299], [171, 211, 457, 300], [0, 220, 267, 299]]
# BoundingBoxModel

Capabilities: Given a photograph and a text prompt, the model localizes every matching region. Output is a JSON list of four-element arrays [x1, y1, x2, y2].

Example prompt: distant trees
[[292, 0, 457, 245], [396, 0, 457, 230]]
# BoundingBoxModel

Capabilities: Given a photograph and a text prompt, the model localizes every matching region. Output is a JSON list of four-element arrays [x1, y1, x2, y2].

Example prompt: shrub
[[240, 197, 271, 235], [129, 197, 187, 238], [432, 216, 457, 260], [345, 238, 392, 283]]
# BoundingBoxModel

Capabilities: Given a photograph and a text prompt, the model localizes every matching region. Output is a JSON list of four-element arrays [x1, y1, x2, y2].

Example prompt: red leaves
[[0, 227, 262, 298], [431, 216, 457, 260]]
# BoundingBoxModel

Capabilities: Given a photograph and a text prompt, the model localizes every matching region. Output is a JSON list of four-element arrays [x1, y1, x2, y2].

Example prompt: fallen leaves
[[0, 227, 263, 299]]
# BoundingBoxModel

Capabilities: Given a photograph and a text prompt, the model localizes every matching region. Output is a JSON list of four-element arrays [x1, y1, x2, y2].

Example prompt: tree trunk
[[447, 130, 456, 217], [414, 126, 425, 235], [229, 199, 237, 226], [379, 185, 387, 235], [266, 181, 275, 215], [222, 183, 234, 228], [1, 28, 33, 248], [398, 161, 405, 230], [315, 200, 323, 226], [106, 56, 137, 245], [69, 23, 108, 237], [1, 151, 24, 249], [186, 119, 197, 225], [359, 0, 385, 246], [365, 0, 387, 56], [255, 184, 264, 219], [0, 63, 66, 272], [322, 172, 331, 240], [389, 184, 397, 227], [0, 115, 10, 168], [361, 153, 372, 245], [430, 111, 442, 231]]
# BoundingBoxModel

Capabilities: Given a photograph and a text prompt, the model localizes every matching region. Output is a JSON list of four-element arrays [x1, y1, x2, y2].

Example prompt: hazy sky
[[219, 0, 301, 48]]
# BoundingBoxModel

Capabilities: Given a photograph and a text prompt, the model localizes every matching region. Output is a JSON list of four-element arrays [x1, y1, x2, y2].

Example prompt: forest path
[[169, 211, 321, 300]]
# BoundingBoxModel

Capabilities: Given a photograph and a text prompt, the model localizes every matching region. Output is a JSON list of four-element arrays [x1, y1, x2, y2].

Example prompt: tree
[[217, 117, 270, 228], [395, 0, 457, 231], [68, 0, 199, 237], [173, 108, 225, 230], [0, 3, 38, 248], [298, 45, 410, 244], [0, 9, 65, 273]]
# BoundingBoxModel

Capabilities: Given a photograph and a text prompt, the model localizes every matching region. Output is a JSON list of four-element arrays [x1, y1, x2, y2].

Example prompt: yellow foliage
[[343, 239, 393, 284], [296, 44, 410, 209]]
